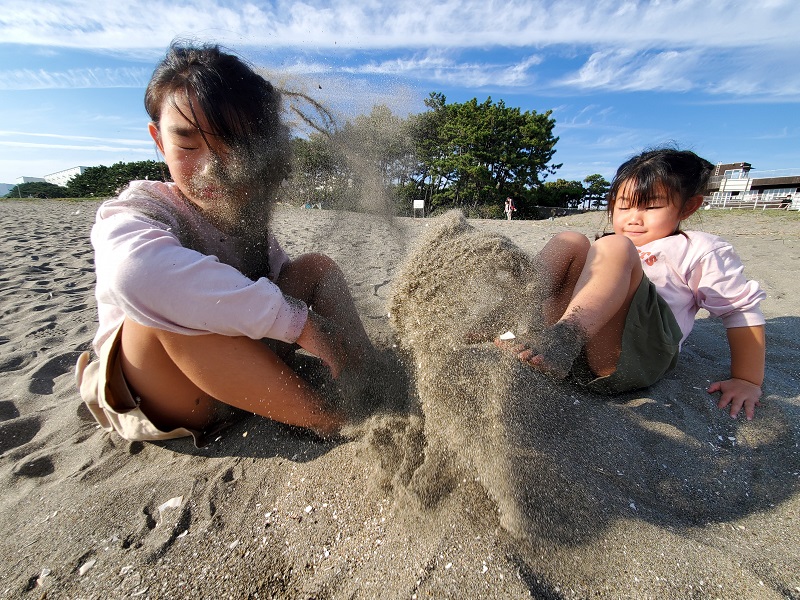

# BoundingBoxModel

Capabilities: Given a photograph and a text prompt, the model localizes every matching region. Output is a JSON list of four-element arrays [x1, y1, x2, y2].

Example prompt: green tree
[[4, 181, 70, 199], [409, 93, 560, 214], [285, 135, 342, 207], [534, 179, 585, 209], [66, 160, 168, 197], [583, 174, 610, 210]]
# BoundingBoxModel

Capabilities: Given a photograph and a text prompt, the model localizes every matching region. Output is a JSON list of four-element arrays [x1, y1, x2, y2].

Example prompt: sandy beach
[[1, 199, 798, 599]]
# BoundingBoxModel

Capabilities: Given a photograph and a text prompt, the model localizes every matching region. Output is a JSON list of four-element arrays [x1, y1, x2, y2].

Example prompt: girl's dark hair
[[145, 41, 290, 179], [607, 148, 714, 214]]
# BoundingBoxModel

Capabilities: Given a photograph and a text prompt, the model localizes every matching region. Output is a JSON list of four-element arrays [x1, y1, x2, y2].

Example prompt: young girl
[[495, 148, 766, 420], [75, 42, 373, 444]]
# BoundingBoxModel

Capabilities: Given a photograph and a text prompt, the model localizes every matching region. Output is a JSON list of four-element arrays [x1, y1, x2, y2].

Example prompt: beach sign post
[[413, 199, 425, 218]]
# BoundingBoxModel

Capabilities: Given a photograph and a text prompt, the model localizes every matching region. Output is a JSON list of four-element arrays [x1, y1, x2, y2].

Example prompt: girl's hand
[[707, 378, 763, 420], [295, 311, 348, 379]]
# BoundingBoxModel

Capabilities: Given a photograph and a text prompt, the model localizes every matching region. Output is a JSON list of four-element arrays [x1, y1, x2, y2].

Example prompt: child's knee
[[293, 253, 341, 277], [552, 231, 591, 254], [593, 232, 637, 259]]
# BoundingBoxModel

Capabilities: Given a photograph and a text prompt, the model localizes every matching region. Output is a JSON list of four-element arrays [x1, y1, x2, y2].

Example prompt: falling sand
[[384, 210, 800, 597]]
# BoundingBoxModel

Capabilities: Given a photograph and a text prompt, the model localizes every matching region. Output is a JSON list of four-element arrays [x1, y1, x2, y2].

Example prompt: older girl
[[76, 42, 372, 443]]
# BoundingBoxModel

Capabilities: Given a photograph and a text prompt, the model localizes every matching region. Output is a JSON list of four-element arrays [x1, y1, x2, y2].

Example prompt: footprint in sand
[[0, 400, 21, 421], [0, 352, 36, 373], [0, 415, 42, 454], [28, 352, 81, 395], [12, 450, 55, 478]]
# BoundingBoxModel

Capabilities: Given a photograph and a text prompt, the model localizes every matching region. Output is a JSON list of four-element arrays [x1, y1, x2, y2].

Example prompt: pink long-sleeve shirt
[[91, 180, 308, 352], [637, 230, 766, 347]]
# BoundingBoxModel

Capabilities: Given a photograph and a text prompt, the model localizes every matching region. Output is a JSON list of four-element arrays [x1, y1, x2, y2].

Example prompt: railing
[[705, 196, 798, 211]]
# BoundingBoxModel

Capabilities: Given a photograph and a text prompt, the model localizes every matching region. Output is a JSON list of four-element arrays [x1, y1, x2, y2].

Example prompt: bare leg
[[501, 234, 643, 378], [529, 231, 591, 326], [119, 252, 372, 438], [119, 320, 343, 437], [278, 253, 387, 421], [276, 253, 373, 366]]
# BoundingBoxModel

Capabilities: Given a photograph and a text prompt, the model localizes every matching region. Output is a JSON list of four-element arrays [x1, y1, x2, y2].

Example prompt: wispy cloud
[[559, 49, 700, 92], [554, 104, 615, 129], [0, 130, 151, 146], [0, 131, 153, 155], [0, 67, 151, 90], [341, 53, 543, 88], [1, 0, 796, 51], [1, 1, 797, 99], [0, 140, 153, 152]]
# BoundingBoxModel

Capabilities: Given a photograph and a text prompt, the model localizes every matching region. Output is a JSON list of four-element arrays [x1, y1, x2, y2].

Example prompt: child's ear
[[148, 122, 164, 155], [680, 194, 705, 219]]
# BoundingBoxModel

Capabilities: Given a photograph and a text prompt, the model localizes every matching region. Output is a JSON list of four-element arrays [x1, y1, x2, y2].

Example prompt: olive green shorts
[[571, 274, 682, 395]]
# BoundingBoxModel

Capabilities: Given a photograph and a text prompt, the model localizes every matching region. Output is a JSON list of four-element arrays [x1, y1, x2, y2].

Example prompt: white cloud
[[1, 1, 797, 99], [554, 104, 615, 129], [0, 140, 153, 152], [560, 49, 699, 92], [0, 67, 151, 90], [338, 53, 543, 88], [708, 49, 800, 99], [1, 0, 796, 51], [0, 130, 152, 146]]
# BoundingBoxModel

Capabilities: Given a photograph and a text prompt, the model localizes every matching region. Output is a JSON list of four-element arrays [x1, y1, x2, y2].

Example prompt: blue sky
[[1, 0, 798, 186]]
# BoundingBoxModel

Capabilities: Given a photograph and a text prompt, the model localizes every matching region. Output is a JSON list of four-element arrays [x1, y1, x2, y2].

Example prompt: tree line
[[4, 160, 166, 201], [5, 93, 610, 218]]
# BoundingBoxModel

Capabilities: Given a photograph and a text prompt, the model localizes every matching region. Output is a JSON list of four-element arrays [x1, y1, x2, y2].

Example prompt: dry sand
[[1, 200, 798, 599]]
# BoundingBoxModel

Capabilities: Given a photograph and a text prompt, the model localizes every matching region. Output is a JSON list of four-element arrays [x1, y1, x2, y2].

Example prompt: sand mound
[[387, 209, 800, 597]]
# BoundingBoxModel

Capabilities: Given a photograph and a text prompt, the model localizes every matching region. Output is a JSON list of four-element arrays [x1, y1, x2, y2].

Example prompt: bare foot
[[495, 320, 587, 379]]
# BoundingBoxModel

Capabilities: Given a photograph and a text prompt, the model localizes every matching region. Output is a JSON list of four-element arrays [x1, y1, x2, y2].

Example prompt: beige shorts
[[75, 324, 236, 447]]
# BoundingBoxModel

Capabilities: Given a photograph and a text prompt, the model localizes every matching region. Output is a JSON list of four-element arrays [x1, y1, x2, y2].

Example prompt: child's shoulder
[[683, 230, 744, 257], [98, 181, 185, 226]]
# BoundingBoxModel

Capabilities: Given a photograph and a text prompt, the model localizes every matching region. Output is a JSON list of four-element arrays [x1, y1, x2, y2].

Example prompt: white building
[[707, 162, 800, 210], [15, 166, 88, 188], [45, 166, 87, 187]]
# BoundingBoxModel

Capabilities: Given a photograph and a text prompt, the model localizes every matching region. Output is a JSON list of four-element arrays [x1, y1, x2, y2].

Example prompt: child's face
[[148, 92, 233, 213], [611, 180, 684, 247]]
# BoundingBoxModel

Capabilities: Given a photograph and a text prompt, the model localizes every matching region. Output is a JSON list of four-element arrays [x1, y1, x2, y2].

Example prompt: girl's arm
[[94, 210, 306, 344], [707, 324, 765, 420]]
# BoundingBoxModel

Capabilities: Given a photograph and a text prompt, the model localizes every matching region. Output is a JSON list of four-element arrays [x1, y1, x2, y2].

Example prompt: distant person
[[76, 42, 374, 444], [489, 148, 767, 420], [504, 197, 516, 220]]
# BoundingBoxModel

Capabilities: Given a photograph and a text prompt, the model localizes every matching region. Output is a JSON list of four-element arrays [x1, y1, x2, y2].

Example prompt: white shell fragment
[[79, 559, 96, 576], [158, 496, 183, 513], [499, 331, 516, 340]]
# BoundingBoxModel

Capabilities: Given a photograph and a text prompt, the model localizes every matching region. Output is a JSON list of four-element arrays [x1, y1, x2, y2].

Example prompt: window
[[761, 187, 795, 200]]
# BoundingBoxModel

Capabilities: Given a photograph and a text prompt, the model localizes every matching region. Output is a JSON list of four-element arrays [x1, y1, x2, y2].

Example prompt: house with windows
[[707, 162, 800, 209]]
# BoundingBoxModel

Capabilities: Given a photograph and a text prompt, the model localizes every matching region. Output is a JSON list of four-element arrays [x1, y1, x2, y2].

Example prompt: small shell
[[158, 496, 183, 513], [79, 559, 96, 576]]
